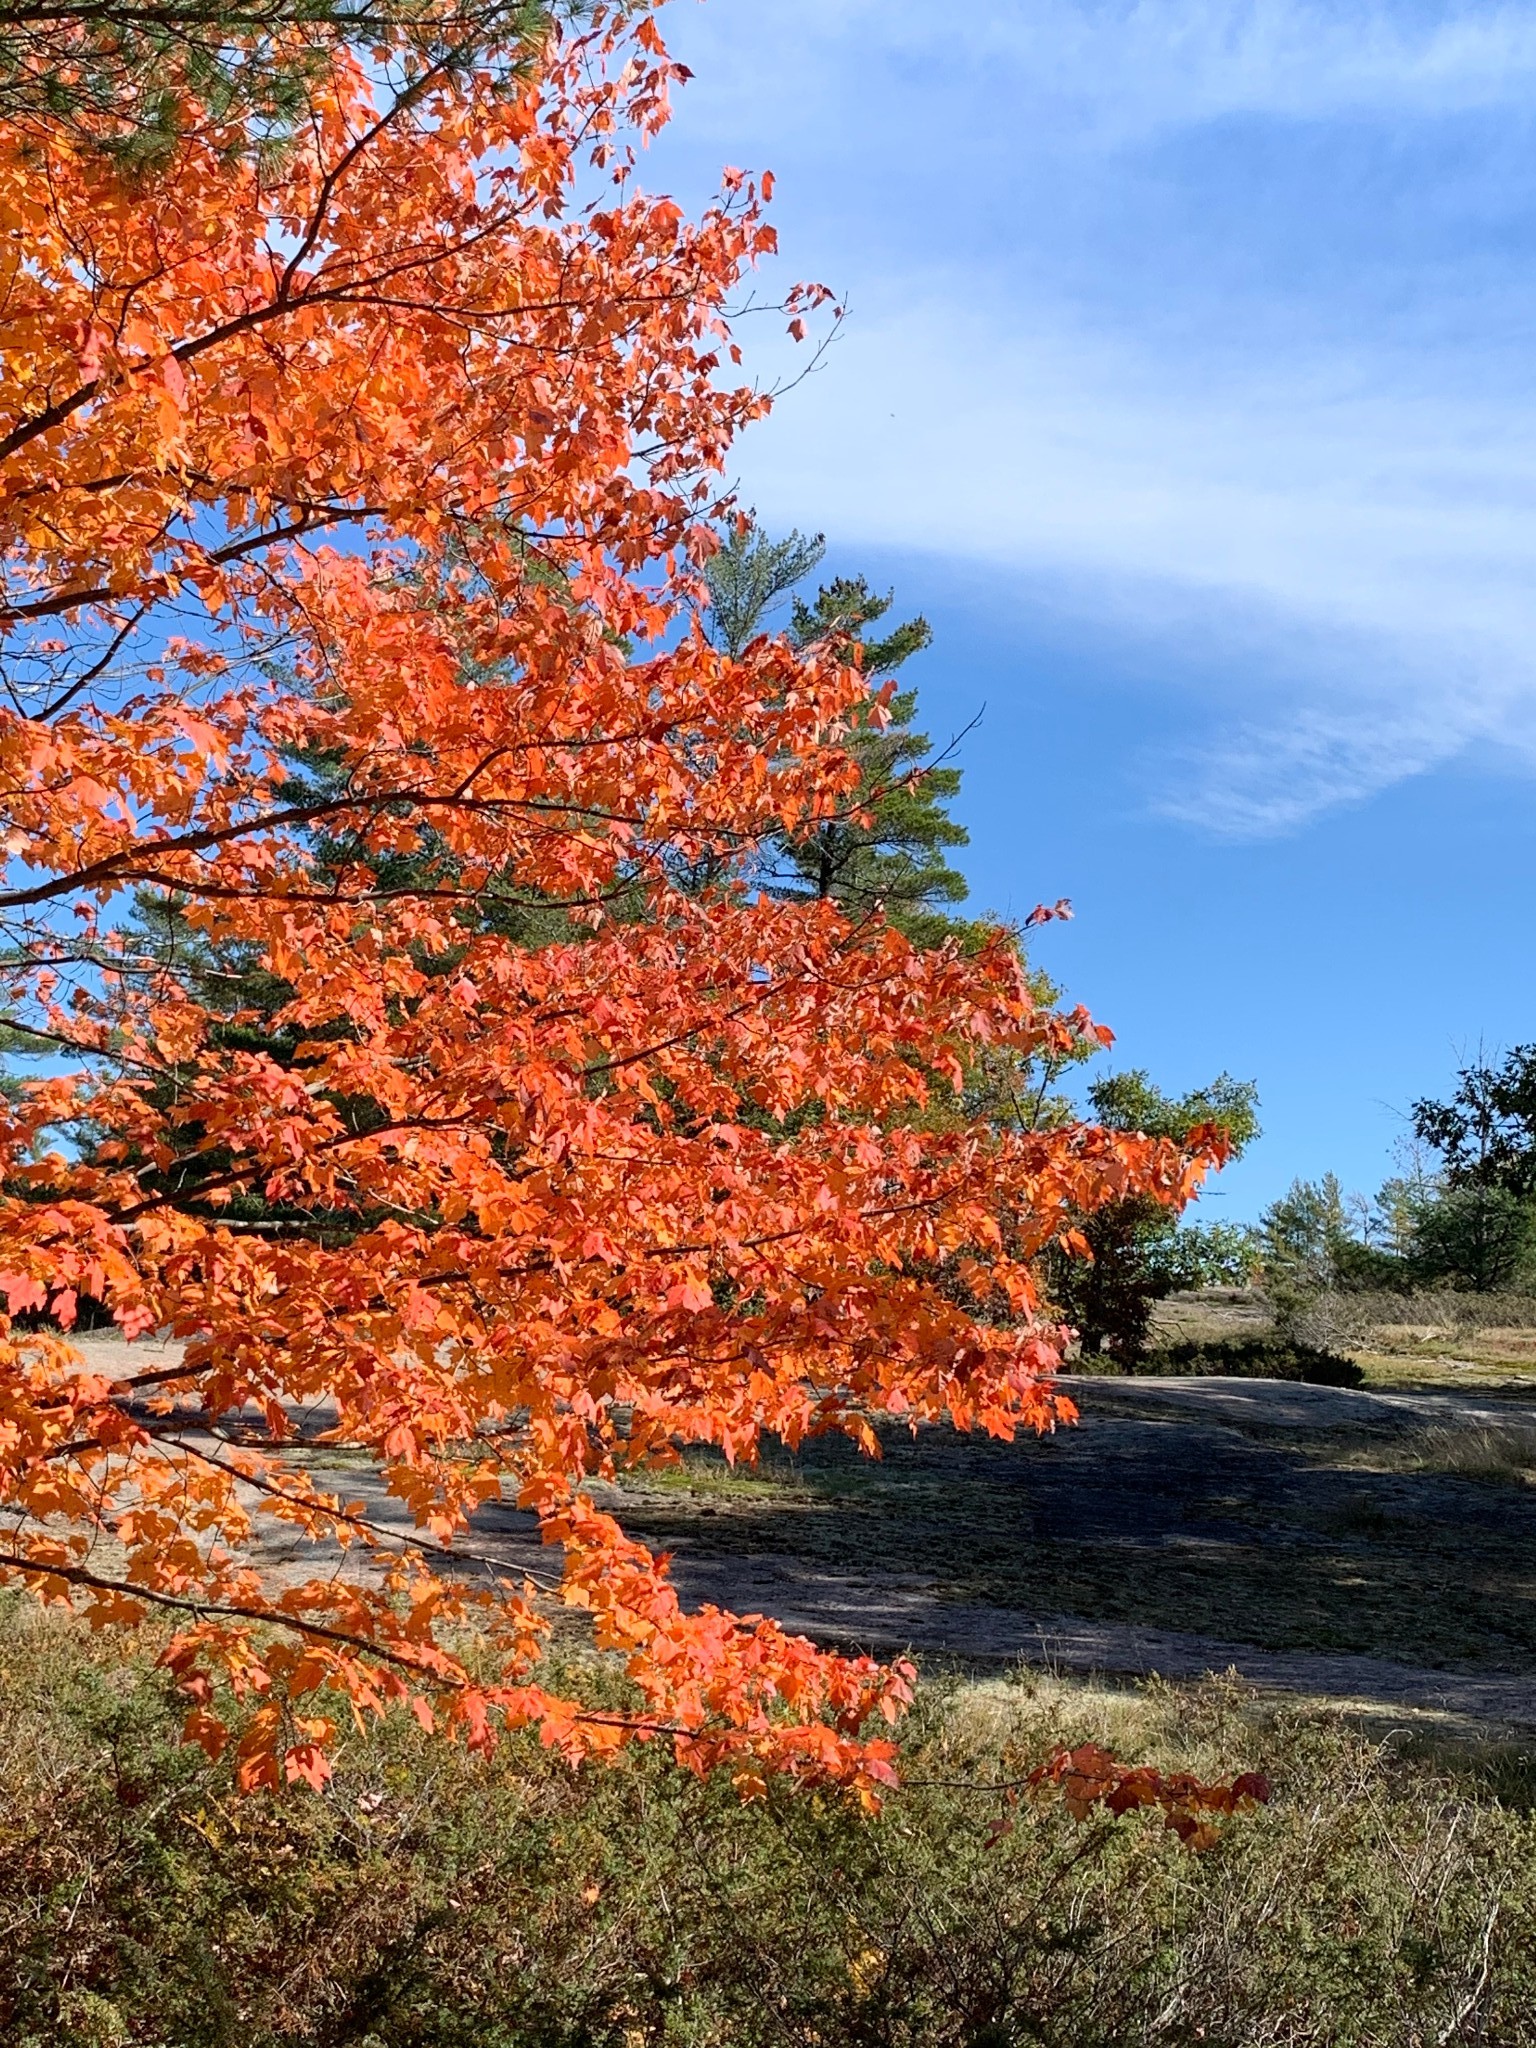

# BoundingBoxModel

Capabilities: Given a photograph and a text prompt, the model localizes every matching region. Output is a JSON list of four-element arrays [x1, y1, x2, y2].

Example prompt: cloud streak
[[915, 1, 1536, 128], [659, 1, 1536, 834], [729, 297, 1536, 826], [673, 0, 1536, 137]]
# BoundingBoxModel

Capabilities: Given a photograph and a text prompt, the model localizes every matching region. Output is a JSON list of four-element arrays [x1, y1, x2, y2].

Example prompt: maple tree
[[0, 1, 1228, 1799]]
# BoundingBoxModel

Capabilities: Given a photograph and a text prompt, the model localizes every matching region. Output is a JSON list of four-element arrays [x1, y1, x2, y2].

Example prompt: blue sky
[[649, 0, 1536, 1218]]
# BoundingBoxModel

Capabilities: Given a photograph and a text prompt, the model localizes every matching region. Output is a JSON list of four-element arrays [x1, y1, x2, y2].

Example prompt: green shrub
[[0, 1606, 1532, 2045], [1141, 1334, 1366, 1387]]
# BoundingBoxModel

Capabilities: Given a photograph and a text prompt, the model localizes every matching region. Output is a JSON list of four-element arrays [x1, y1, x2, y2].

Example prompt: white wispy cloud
[[672, 0, 1536, 138], [728, 295, 1536, 828], [936, 1, 1536, 126], [658, 2, 1536, 834]]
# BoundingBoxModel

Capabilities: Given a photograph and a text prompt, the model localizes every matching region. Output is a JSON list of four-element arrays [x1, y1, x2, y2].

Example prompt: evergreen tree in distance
[[703, 520, 828, 661], [0, 0, 551, 167], [703, 518, 974, 947], [1049, 1069, 1261, 1360]]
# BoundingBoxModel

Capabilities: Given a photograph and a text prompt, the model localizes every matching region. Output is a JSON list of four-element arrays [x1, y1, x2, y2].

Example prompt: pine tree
[[702, 521, 973, 946], [778, 577, 972, 946], [702, 519, 828, 661], [1, 0, 551, 169]]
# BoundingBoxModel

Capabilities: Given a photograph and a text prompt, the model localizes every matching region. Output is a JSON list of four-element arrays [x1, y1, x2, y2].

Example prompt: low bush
[[1, 1605, 1534, 2045], [1133, 1335, 1366, 1387]]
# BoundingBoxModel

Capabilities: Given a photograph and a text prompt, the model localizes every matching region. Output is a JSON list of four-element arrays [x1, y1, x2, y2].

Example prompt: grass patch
[[1340, 1420, 1536, 1487], [1354, 1352, 1536, 1391]]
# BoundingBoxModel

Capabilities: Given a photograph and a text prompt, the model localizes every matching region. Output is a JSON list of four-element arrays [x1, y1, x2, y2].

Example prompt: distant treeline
[[1261, 1045, 1536, 1300]]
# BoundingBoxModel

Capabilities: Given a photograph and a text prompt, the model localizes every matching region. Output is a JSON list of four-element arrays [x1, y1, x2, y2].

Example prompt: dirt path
[[654, 1554, 1536, 1727], [52, 1338, 1536, 1727], [1072, 1373, 1536, 1431]]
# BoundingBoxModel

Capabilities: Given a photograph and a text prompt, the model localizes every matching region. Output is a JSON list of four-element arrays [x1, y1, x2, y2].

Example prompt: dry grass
[[1155, 1287, 1536, 1388], [1150, 1286, 1274, 1346], [1288, 1291, 1536, 1374], [1341, 1419, 1536, 1486]]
